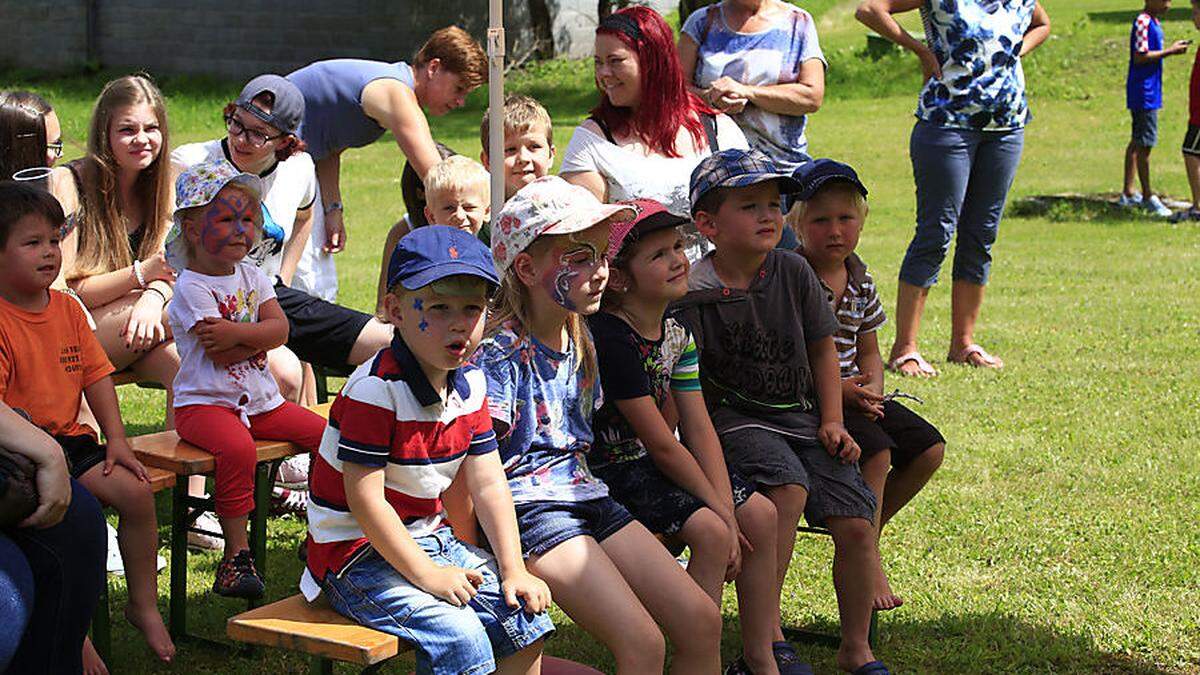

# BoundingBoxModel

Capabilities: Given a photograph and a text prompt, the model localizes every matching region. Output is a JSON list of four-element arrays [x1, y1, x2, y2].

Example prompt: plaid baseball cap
[[784, 158, 869, 213], [388, 225, 499, 291], [491, 176, 636, 277], [608, 198, 690, 259], [165, 160, 263, 269], [235, 74, 305, 134], [688, 148, 800, 215]]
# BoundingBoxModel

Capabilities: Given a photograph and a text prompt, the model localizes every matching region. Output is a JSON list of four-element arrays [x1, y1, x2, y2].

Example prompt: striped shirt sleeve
[[858, 276, 887, 334], [670, 336, 702, 392], [332, 378, 396, 467], [468, 406, 499, 455]]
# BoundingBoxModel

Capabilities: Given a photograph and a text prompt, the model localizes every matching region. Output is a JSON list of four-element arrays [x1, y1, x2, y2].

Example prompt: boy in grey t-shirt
[[671, 149, 889, 675]]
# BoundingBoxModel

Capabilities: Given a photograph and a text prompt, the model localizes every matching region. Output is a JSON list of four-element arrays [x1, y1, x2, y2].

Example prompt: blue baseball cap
[[387, 226, 499, 291], [689, 149, 800, 215], [784, 159, 869, 213]]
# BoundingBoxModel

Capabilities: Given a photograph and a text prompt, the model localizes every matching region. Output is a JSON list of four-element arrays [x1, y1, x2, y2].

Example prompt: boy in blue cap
[[672, 149, 889, 675], [787, 159, 945, 616], [301, 226, 554, 675]]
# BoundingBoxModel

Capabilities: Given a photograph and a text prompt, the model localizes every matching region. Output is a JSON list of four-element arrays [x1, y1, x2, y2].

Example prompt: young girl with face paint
[[165, 161, 326, 599], [476, 177, 724, 675]]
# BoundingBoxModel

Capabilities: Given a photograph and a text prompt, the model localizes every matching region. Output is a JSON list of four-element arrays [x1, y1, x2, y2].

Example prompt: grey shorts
[[1131, 109, 1159, 148], [720, 426, 876, 527]]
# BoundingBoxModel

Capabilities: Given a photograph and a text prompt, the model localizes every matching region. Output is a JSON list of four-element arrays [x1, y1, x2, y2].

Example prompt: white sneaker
[[187, 511, 224, 551], [105, 522, 167, 574], [1145, 194, 1173, 217], [272, 486, 309, 517], [276, 453, 310, 489], [1118, 192, 1143, 207]]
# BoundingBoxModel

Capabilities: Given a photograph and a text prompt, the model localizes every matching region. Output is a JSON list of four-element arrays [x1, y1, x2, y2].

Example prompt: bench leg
[[247, 460, 277, 609], [91, 572, 111, 663], [310, 655, 334, 675], [314, 367, 330, 404], [169, 481, 189, 640], [868, 609, 878, 648]]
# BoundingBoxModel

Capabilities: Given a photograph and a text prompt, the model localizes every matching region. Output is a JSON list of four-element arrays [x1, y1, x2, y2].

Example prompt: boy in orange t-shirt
[[0, 182, 175, 664]]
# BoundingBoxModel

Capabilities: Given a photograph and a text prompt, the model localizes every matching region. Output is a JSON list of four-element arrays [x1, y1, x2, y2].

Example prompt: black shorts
[[844, 400, 944, 468], [274, 281, 374, 368], [595, 455, 755, 536], [55, 434, 106, 479], [1183, 125, 1200, 156]]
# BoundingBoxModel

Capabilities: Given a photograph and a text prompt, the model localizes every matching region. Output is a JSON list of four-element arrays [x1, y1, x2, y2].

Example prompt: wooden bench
[[91, 467, 176, 664], [229, 594, 604, 675], [228, 594, 405, 674], [128, 402, 330, 643]]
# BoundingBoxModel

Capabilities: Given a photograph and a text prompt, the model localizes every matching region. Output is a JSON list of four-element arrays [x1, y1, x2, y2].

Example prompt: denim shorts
[[595, 456, 755, 536], [1131, 108, 1159, 148], [720, 427, 876, 527], [513, 497, 635, 558], [321, 528, 554, 675]]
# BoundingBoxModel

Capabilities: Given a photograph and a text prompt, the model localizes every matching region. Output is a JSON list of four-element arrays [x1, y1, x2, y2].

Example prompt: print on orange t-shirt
[[0, 291, 114, 437]]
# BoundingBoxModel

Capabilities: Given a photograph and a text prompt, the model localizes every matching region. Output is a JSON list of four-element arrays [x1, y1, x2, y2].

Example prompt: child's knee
[[614, 625, 666, 668], [921, 442, 946, 472], [107, 471, 157, 518], [766, 483, 808, 516], [827, 516, 875, 548], [682, 508, 727, 551], [737, 494, 778, 543]]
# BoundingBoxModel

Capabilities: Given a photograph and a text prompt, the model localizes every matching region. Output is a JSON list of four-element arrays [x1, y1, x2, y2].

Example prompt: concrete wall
[[2, 0, 674, 80]]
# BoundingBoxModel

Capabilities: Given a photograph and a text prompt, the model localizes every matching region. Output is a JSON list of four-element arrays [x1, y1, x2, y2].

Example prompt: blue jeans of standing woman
[[899, 120, 1025, 288], [2, 479, 106, 674]]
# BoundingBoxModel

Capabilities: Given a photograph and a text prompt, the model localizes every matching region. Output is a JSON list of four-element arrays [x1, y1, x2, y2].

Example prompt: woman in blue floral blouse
[[856, 0, 1049, 376]]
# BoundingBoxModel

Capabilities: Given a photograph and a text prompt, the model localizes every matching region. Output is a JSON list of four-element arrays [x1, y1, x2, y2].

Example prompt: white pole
[[487, 1, 506, 222]]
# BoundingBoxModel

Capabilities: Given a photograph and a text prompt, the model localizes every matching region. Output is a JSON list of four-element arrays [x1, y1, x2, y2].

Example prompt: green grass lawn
[[5, 0, 1200, 671]]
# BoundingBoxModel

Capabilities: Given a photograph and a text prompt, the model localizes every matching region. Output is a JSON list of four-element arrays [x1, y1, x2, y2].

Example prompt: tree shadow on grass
[[1009, 194, 1184, 224], [774, 609, 1179, 674]]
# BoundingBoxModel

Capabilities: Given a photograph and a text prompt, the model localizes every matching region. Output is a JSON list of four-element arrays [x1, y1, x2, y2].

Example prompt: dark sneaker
[[773, 642, 815, 675], [213, 549, 265, 599], [724, 657, 753, 675]]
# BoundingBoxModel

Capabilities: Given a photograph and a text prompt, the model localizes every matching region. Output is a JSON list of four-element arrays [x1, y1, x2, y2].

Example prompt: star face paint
[[413, 298, 429, 332]]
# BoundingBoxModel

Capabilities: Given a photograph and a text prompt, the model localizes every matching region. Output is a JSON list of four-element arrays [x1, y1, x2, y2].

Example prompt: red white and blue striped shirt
[[301, 336, 497, 600]]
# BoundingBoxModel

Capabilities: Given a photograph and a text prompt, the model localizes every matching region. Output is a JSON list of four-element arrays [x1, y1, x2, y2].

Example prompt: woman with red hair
[[560, 6, 747, 248]]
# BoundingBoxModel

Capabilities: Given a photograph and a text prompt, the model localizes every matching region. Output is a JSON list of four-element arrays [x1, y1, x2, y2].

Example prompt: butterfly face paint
[[540, 239, 607, 312], [198, 188, 257, 262]]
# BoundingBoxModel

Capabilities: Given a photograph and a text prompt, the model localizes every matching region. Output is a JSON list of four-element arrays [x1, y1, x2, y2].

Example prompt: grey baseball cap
[[234, 74, 305, 134]]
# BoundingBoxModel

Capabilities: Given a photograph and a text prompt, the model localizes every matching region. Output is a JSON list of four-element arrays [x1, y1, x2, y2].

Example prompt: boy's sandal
[[887, 351, 938, 377], [947, 344, 1003, 369], [851, 661, 891, 675]]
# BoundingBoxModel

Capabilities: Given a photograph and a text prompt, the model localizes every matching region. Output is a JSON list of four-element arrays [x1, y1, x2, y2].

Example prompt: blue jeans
[[4, 479, 106, 674], [322, 528, 554, 675], [0, 535, 33, 670], [900, 120, 1025, 288]]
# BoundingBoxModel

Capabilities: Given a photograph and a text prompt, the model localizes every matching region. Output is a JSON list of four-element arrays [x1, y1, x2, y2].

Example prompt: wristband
[[145, 286, 168, 303], [132, 260, 147, 288], [324, 201, 344, 214]]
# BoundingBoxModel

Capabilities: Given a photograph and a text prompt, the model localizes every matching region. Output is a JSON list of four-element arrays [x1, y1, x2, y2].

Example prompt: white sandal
[[887, 351, 938, 377]]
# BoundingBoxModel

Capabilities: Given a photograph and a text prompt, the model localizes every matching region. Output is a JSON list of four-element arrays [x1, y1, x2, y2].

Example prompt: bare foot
[[125, 604, 176, 663], [872, 565, 904, 611], [82, 635, 109, 675], [947, 344, 1003, 369], [887, 349, 938, 377]]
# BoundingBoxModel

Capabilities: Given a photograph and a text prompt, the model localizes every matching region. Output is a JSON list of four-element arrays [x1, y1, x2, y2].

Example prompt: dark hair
[[0, 91, 49, 180], [591, 7, 715, 158], [222, 97, 308, 162], [692, 186, 729, 216], [0, 181, 65, 247], [401, 142, 458, 228]]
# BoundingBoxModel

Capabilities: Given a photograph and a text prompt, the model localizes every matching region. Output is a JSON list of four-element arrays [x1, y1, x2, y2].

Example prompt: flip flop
[[887, 350, 938, 377], [851, 660, 891, 675], [947, 344, 1003, 369]]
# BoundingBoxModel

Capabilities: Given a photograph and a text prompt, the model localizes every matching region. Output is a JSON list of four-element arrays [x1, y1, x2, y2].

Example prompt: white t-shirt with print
[[171, 140, 321, 285], [167, 262, 285, 418], [558, 114, 749, 219]]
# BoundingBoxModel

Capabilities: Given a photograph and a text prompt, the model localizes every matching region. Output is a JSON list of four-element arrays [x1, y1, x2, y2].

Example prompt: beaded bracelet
[[132, 260, 147, 288]]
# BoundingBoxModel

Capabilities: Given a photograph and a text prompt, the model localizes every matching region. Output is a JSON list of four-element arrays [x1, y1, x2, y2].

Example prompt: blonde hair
[[485, 237, 597, 384], [785, 182, 870, 243], [415, 26, 488, 89], [480, 94, 554, 154], [69, 75, 172, 280], [423, 155, 490, 207]]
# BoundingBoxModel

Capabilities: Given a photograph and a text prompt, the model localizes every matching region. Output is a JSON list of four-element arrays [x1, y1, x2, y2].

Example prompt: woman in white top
[[560, 6, 748, 227]]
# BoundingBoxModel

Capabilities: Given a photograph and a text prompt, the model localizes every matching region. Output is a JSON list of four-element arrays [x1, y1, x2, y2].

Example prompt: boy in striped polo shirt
[[788, 159, 945, 614], [301, 226, 553, 675]]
